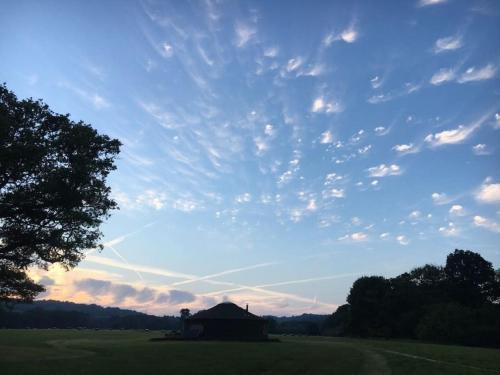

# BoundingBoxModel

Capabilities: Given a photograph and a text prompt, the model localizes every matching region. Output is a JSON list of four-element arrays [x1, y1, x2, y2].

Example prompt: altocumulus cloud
[[156, 290, 196, 305], [74, 278, 195, 305]]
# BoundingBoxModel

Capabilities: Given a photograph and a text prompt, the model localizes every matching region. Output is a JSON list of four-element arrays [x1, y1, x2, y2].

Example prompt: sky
[[1, 0, 500, 316]]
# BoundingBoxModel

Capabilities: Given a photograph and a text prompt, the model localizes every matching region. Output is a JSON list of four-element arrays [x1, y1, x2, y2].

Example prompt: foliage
[[324, 249, 500, 347], [0, 84, 121, 301]]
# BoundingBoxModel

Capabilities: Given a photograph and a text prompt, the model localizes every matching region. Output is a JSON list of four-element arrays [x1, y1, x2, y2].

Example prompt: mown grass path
[[1, 330, 499, 374]]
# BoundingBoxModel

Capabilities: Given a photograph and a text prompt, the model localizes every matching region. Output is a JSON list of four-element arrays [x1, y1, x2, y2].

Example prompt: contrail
[[200, 273, 362, 297], [84, 221, 157, 256], [107, 245, 144, 281], [171, 262, 279, 287], [84, 255, 337, 309]]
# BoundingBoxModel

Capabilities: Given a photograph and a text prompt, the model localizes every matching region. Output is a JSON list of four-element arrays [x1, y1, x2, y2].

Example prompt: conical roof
[[187, 302, 264, 320]]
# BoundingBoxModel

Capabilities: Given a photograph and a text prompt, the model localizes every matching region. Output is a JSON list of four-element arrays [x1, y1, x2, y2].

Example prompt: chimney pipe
[[246, 304, 248, 312]]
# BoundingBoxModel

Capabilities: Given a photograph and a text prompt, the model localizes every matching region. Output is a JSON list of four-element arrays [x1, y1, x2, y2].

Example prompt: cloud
[[161, 42, 174, 58], [393, 143, 419, 155], [374, 126, 389, 136], [322, 188, 345, 199], [254, 137, 268, 155], [370, 76, 382, 89], [156, 290, 196, 304], [408, 210, 422, 220], [439, 222, 459, 237], [39, 276, 55, 286], [323, 24, 358, 46], [286, 57, 304, 72], [264, 124, 275, 136], [475, 180, 500, 204], [173, 198, 200, 212], [60, 82, 110, 110], [74, 278, 136, 303], [431, 192, 451, 205], [433, 36, 462, 53], [449, 204, 465, 216], [303, 64, 325, 77], [263, 47, 279, 58], [340, 26, 358, 43], [351, 232, 368, 241], [430, 68, 456, 85], [379, 232, 390, 239], [472, 144, 491, 155], [320, 131, 334, 144], [367, 164, 402, 177], [235, 193, 252, 204], [311, 97, 343, 114], [424, 118, 483, 147], [306, 199, 317, 211], [137, 190, 167, 210], [235, 22, 256, 47], [397, 235, 409, 245], [457, 64, 497, 83], [473, 215, 500, 233], [418, 0, 447, 6]]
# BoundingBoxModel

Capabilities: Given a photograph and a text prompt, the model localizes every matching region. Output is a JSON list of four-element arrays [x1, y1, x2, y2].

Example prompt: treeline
[[324, 249, 500, 347], [266, 314, 328, 335], [0, 300, 181, 330]]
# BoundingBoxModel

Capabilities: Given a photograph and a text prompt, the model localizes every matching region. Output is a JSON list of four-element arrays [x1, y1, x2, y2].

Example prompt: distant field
[[1, 330, 499, 375]]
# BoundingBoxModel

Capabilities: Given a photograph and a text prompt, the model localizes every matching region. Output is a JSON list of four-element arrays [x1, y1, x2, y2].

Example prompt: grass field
[[1, 330, 499, 375]]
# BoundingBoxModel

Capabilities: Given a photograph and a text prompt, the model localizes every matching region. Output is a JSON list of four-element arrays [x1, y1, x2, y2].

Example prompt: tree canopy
[[324, 249, 500, 347], [0, 83, 121, 301]]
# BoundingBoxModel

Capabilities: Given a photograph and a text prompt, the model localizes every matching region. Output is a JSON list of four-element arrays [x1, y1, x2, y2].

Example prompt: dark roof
[[187, 302, 264, 320]]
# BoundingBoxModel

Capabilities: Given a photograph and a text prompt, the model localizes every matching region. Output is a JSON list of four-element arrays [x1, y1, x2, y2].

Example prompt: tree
[[346, 276, 391, 337], [444, 249, 497, 306], [0, 83, 121, 301]]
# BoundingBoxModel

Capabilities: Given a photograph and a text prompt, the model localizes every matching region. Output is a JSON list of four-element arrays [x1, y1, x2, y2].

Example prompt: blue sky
[[1, 0, 500, 315]]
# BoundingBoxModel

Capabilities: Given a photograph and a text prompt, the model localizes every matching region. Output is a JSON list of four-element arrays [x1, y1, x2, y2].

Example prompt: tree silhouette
[[444, 249, 497, 306], [0, 83, 121, 301]]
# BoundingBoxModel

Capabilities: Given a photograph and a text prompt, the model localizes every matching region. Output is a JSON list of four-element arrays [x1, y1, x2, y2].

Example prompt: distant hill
[[12, 300, 149, 317], [263, 313, 330, 335], [0, 300, 181, 330]]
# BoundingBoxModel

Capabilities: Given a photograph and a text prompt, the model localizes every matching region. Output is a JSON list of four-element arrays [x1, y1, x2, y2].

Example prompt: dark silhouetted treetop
[[445, 249, 497, 306], [0, 83, 121, 301]]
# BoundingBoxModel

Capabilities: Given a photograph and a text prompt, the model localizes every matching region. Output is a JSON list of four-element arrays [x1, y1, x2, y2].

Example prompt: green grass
[[1, 330, 499, 375]]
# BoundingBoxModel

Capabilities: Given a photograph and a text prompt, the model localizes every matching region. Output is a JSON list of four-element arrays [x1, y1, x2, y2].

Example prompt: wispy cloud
[[439, 222, 459, 237], [473, 215, 500, 233], [425, 112, 492, 147], [433, 35, 462, 53], [417, 0, 447, 7], [393, 143, 420, 155], [457, 64, 497, 83], [472, 144, 491, 155], [323, 24, 358, 46], [367, 164, 402, 177], [311, 96, 343, 114], [431, 192, 453, 205], [430, 68, 456, 85], [234, 22, 257, 47], [396, 235, 410, 245]]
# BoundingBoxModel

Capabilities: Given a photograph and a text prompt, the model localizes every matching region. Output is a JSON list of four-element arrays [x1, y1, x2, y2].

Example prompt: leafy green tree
[[0, 83, 120, 301], [346, 276, 392, 337], [444, 249, 497, 306]]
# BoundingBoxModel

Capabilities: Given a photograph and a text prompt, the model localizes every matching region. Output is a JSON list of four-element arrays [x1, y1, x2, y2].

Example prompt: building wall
[[184, 319, 268, 340]]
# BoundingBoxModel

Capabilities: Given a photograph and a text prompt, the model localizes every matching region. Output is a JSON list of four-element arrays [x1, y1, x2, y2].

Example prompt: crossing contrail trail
[[84, 255, 338, 309], [171, 261, 279, 287], [84, 221, 156, 256]]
